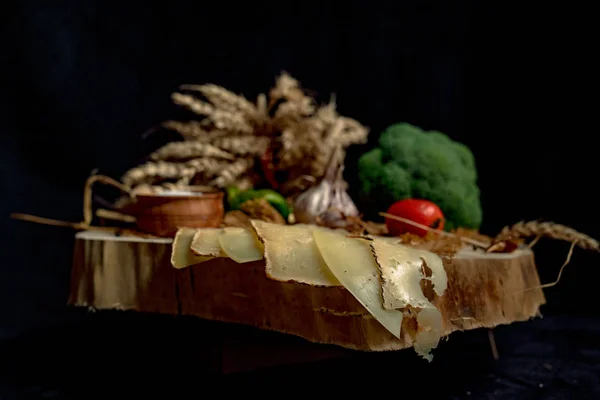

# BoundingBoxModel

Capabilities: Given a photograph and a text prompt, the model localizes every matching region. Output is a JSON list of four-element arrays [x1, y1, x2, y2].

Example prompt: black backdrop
[[1, 1, 599, 399]]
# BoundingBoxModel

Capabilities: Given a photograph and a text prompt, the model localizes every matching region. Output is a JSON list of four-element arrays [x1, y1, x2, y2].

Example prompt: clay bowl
[[132, 186, 224, 238]]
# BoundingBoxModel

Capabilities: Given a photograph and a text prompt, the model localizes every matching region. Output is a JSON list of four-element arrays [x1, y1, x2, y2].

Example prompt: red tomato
[[385, 199, 445, 237]]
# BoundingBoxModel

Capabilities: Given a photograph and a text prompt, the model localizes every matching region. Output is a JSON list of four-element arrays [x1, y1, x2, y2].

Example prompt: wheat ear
[[161, 120, 215, 140], [211, 136, 270, 156], [495, 221, 599, 252], [172, 92, 253, 134], [209, 158, 253, 188], [149, 141, 234, 161], [121, 161, 197, 187], [180, 84, 257, 118], [495, 220, 599, 291]]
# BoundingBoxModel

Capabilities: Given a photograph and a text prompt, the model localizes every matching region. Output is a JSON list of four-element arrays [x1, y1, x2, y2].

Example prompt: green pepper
[[226, 187, 291, 220], [226, 186, 242, 209]]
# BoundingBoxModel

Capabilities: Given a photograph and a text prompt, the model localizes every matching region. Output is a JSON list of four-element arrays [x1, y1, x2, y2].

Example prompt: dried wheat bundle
[[275, 101, 368, 189], [495, 220, 599, 251], [121, 72, 369, 194]]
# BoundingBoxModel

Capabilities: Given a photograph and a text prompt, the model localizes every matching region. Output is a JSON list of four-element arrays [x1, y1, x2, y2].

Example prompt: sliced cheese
[[414, 307, 443, 362], [369, 236, 447, 295], [411, 247, 447, 296], [218, 227, 264, 263], [369, 237, 447, 361], [371, 238, 446, 310], [312, 229, 403, 338], [171, 228, 214, 269], [190, 228, 225, 257], [251, 220, 340, 286]]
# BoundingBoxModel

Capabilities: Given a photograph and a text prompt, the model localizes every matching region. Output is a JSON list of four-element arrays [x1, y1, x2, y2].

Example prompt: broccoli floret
[[357, 123, 482, 230]]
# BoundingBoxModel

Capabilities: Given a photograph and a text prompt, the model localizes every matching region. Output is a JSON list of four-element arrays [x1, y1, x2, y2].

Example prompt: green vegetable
[[226, 186, 242, 208], [357, 122, 482, 231], [226, 187, 291, 220]]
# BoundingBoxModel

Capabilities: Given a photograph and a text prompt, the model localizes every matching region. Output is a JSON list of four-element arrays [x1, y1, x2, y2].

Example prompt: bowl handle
[[83, 175, 133, 226]]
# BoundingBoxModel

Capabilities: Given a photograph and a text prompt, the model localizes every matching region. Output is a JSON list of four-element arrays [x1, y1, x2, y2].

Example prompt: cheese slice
[[171, 228, 214, 269], [251, 220, 340, 286], [369, 237, 446, 361], [190, 228, 225, 257], [413, 306, 443, 362], [369, 236, 447, 296], [410, 247, 447, 296], [218, 227, 264, 263], [370, 238, 447, 310], [312, 229, 403, 338]]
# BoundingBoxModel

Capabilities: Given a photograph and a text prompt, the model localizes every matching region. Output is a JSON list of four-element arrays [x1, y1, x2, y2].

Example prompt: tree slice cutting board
[[69, 230, 546, 352]]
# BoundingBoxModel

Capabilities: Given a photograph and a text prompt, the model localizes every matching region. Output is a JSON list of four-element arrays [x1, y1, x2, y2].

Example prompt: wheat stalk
[[161, 120, 227, 141], [232, 176, 254, 191], [378, 212, 491, 248], [149, 141, 235, 161], [209, 158, 253, 188], [338, 116, 369, 146], [211, 135, 270, 156], [255, 93, 268, 125], [492, 220, 600, 291], [121, 161, 197, 187], [316, 100, 338, 125], [495, 221, 599, 252], [185, 158, 232, 178], [269, 72, 305, 105], [171, 93, 214, 115], [121, 158, 229, 187], [180, 84, 257, 118], [274, 97, 315, 121], [172, 93, 254, 134]]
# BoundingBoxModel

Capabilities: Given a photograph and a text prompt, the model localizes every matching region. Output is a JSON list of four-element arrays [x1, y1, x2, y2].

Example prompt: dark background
[[1, 1, 598, 399]]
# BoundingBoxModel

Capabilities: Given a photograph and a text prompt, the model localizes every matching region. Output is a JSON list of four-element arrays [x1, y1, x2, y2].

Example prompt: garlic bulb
[[293, 149, 359, 226], [293, 176, 333, 225]]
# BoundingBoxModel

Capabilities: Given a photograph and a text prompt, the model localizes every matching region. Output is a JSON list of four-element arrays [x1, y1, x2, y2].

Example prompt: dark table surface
[[1, 311, 599, 399]]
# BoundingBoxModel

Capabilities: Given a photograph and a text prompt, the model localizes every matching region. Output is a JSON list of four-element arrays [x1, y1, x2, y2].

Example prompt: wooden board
[[69, 231, 546, 352]]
